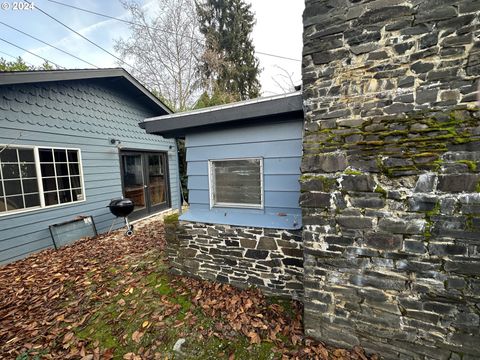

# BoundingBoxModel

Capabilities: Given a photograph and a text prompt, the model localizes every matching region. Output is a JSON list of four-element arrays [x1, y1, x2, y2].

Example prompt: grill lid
[[108, 198, 134, 217]]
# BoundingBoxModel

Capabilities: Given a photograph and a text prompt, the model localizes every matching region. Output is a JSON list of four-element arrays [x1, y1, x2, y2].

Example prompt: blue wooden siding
[[0, 79, 180, 264], [181, 119, 302, 229]]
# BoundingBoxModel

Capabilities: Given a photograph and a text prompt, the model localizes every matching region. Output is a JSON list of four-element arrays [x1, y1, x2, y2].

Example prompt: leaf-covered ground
[[0, 216, 377, 360]]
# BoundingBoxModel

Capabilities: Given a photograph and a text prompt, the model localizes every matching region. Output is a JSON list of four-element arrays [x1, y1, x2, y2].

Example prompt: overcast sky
[[0, 0, 304, 96]]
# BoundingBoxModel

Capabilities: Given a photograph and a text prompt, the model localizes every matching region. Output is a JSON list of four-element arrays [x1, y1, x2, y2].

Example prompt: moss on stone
[[343, 169, 362, 175], [300, 175, 336, 191], [374, 185, 387, 197], [164, 213, 179, 224], [456, 160, 477, 172]]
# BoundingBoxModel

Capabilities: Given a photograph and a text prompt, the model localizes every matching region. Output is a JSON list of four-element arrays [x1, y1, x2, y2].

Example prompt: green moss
[[456, 160, 477, 172], [425, 201, 441, 217], [378, 130, 409, 138], [423, 202, 441, 241], [476, 181, 480, 193], [466, 215, 474, 230], [374, 185, 387, 197], [163, 213, 179, 224], [344, 169, 362, 175], [300, 175, 336, 191]]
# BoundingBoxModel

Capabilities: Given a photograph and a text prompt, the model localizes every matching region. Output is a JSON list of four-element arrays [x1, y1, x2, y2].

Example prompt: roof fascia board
[[142, 93, 303, 135]]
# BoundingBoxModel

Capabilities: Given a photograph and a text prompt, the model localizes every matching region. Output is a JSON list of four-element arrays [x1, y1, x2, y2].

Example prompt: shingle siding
[[0, 79, 179, 264]]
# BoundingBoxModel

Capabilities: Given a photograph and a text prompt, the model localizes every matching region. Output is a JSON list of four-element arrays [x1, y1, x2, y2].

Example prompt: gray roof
[[0, 68, 172, 114], [141, 91, 303, 137]]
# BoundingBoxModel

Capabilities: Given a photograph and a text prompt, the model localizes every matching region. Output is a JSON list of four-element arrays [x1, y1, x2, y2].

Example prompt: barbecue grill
[[108, 198, 135, 236]]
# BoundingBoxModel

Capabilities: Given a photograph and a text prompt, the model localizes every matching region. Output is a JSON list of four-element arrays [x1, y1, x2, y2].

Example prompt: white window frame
[[208, 157, 264, 210], [0, 145, 86, 217]]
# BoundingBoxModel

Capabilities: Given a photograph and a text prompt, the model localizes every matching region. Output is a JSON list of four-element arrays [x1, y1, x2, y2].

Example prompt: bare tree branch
[[114, 0, 202, 111]]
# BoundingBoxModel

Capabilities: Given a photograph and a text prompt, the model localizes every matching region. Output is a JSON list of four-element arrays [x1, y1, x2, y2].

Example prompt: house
[[141, 91, 305, 297], [0, 68, 181, 264]]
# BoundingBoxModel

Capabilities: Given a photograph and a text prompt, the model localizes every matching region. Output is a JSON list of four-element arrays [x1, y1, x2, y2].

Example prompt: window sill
[[179, 209, 302, 230]]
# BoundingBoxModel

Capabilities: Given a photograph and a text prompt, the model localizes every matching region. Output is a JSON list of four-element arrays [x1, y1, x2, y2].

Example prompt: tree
[[195, 0, 261, 104], [0, 57, 31, 71], [0, 57, 57, 71], [114, 0, 202, 111], [271, 65, 299, 94]]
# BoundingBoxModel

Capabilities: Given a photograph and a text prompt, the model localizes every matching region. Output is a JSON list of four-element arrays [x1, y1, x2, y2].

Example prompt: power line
[[0, 21, 99, 68], [0, 37, 64, 68], [25, 1, 137, 71], [256, 51, 302, 62], [0, 50, 37, 68], [47, 0, 302, 63]]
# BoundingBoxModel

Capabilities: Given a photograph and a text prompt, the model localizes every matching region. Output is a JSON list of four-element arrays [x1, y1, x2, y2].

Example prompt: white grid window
[[0, 146, 85, 215], [209, 158, 263, 209]]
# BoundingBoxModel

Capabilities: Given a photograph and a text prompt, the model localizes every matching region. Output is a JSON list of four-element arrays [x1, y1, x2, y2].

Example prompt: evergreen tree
[[0, 57, 57, 71], [0, 57, 31, 71], [196, 0, 261, 104]]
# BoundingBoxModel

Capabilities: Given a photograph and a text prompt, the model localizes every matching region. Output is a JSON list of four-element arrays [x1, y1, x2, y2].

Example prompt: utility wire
[[0, 37, 64, 68], [47, 0, 302, 63], [0, 50, 36, 67], [0, 21, 99, 68], [25, 1, 137, 71]]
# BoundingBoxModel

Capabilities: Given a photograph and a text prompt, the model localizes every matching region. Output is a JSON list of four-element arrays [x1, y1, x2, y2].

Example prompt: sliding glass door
[[120, 151, 169, 218]]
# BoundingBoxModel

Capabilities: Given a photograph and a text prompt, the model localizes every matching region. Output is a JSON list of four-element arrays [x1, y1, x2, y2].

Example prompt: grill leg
[[125, 217, 134, 236], [108, 217, 118, 235]]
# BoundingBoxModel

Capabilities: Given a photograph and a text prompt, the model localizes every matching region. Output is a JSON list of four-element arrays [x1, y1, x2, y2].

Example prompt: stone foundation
[[164, 220, 303, 299]]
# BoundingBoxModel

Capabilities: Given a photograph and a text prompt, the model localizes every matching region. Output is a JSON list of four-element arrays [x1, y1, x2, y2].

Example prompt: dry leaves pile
[[175, 278, 375, 360], [0, 216, 377, 360], [0, 218, 165, 359]]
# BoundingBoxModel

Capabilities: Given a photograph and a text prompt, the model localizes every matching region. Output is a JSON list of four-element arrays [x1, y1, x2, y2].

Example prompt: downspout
[[174, 139, 183, 215]]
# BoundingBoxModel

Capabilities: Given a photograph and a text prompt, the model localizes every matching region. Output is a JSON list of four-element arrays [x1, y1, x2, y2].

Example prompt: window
[[209, 158, 263, 209], [0, 146, 85, 215]]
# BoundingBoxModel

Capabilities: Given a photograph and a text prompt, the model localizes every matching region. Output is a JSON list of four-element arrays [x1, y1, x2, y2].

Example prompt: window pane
[[54, 149, 67, 162], [58, 177, 70, 190], [69, 163, 80, 175], [2, 164, 20, 179], [20, 163, 37, 178], [40, 163, 55, 177], [0, 197, 6, 212], [44, 191, 58, 206], [59, 190, 72, 204], [39, 148, 54, 162], [6, 195, 24, 211], [24, 193, 40, 208], [70, 176, 81, 188], [4, 180, 22, 196], [0, 148, 18, 163], [213, 159, 261, 206], [72, 188, 84, 201], [23, 178, 39, 194], [55, 163, 69, 176], [42, 177, 57, 192], [0, 185, 3, 196], [67, 150, 78, 162], [18, 149, 34, 162]]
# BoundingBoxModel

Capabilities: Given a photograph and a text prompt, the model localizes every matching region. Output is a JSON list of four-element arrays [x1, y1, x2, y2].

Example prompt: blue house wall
[[0, 79, 180, 264], [181, 118, 303, 229]]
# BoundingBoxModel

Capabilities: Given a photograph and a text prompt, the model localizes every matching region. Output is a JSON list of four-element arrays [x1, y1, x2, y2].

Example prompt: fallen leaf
[[131, 330, 144, 343]]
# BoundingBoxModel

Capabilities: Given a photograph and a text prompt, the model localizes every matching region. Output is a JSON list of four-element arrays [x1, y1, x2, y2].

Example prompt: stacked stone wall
[[302, 0, 480, 358], [164, 220, 303, 299]]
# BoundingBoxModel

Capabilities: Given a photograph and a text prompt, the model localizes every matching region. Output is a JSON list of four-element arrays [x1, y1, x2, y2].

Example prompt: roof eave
[[141, 92, 303, 137]]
